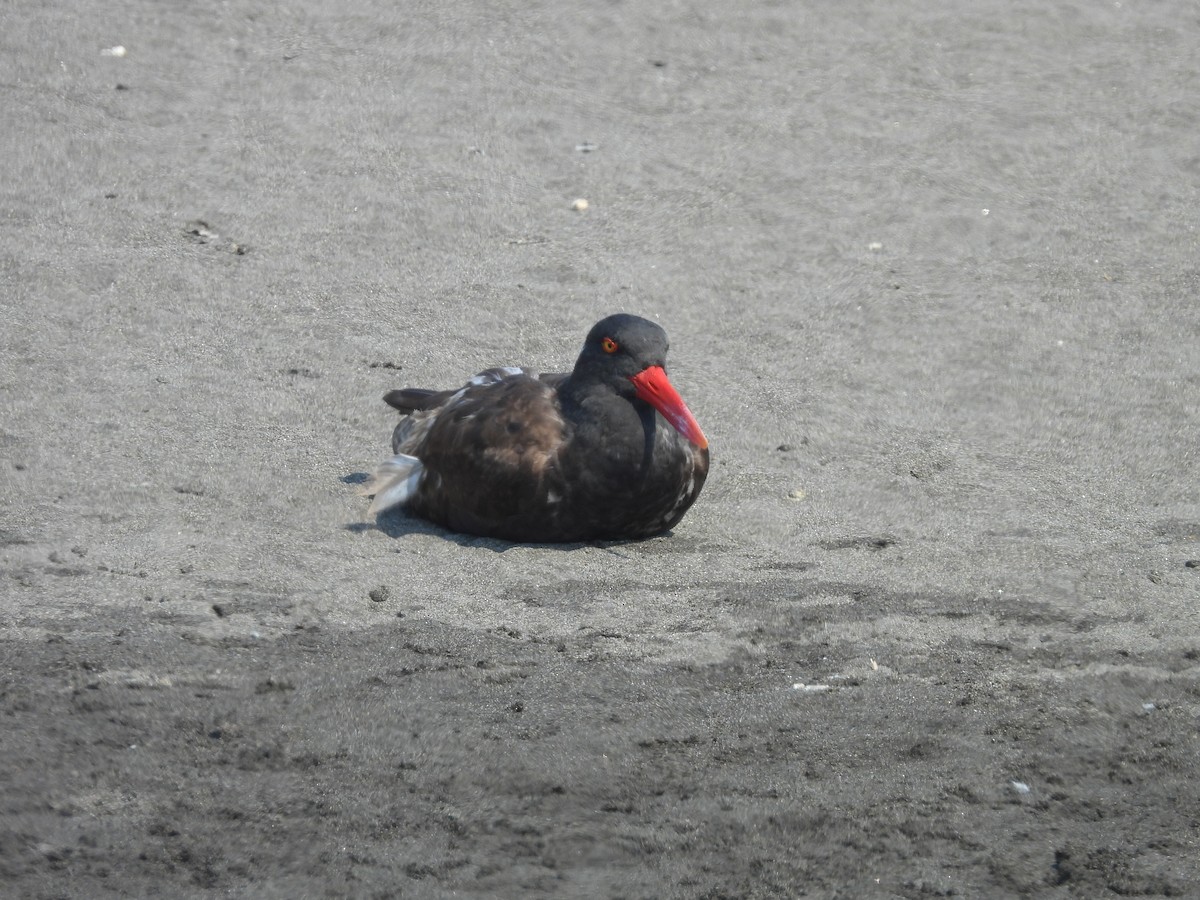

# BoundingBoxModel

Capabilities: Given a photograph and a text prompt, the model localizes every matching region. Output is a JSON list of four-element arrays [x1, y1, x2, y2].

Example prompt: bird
[[364, 313, 709, 542]]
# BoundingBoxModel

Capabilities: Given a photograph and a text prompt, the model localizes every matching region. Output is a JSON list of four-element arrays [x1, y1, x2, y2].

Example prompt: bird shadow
[[340, 472, 673, 554]]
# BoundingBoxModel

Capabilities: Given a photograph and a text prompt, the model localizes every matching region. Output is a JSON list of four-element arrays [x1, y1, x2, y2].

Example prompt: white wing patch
[[468, 366, 527, 387], [365, 453, 425, 514]]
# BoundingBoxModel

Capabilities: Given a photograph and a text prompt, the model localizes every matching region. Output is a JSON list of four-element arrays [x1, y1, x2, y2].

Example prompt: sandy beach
[[2, 1, 1199, 895]]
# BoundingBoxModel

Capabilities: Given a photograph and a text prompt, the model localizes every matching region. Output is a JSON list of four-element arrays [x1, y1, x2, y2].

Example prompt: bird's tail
[[361, 454, 424, 515]]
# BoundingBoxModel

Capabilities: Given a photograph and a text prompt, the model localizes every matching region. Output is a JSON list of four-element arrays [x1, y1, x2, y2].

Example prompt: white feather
[[365, 454, 425, 515]]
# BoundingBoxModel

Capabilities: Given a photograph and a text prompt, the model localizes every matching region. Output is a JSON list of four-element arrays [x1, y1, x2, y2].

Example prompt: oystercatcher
[[365, 313, 709, 541]]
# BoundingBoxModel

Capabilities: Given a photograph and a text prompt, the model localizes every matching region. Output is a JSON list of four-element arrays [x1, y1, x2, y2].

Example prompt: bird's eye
[[600, 337, 619, 354]]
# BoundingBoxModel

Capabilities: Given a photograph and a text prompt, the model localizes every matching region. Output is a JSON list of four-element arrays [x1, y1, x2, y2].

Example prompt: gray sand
[[3, 1, 1198, 896]]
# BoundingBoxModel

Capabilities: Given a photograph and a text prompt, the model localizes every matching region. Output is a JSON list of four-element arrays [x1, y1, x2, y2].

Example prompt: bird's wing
[[369, 368, 570, 523]]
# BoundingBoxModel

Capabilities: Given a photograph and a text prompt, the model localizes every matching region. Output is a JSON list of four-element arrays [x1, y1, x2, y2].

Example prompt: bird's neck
[[559, 373, 626, 411], [559, 376, 655, 468]]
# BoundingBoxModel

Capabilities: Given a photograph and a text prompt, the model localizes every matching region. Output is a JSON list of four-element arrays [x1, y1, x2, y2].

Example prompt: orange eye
[[600, 336, 619, 354]]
